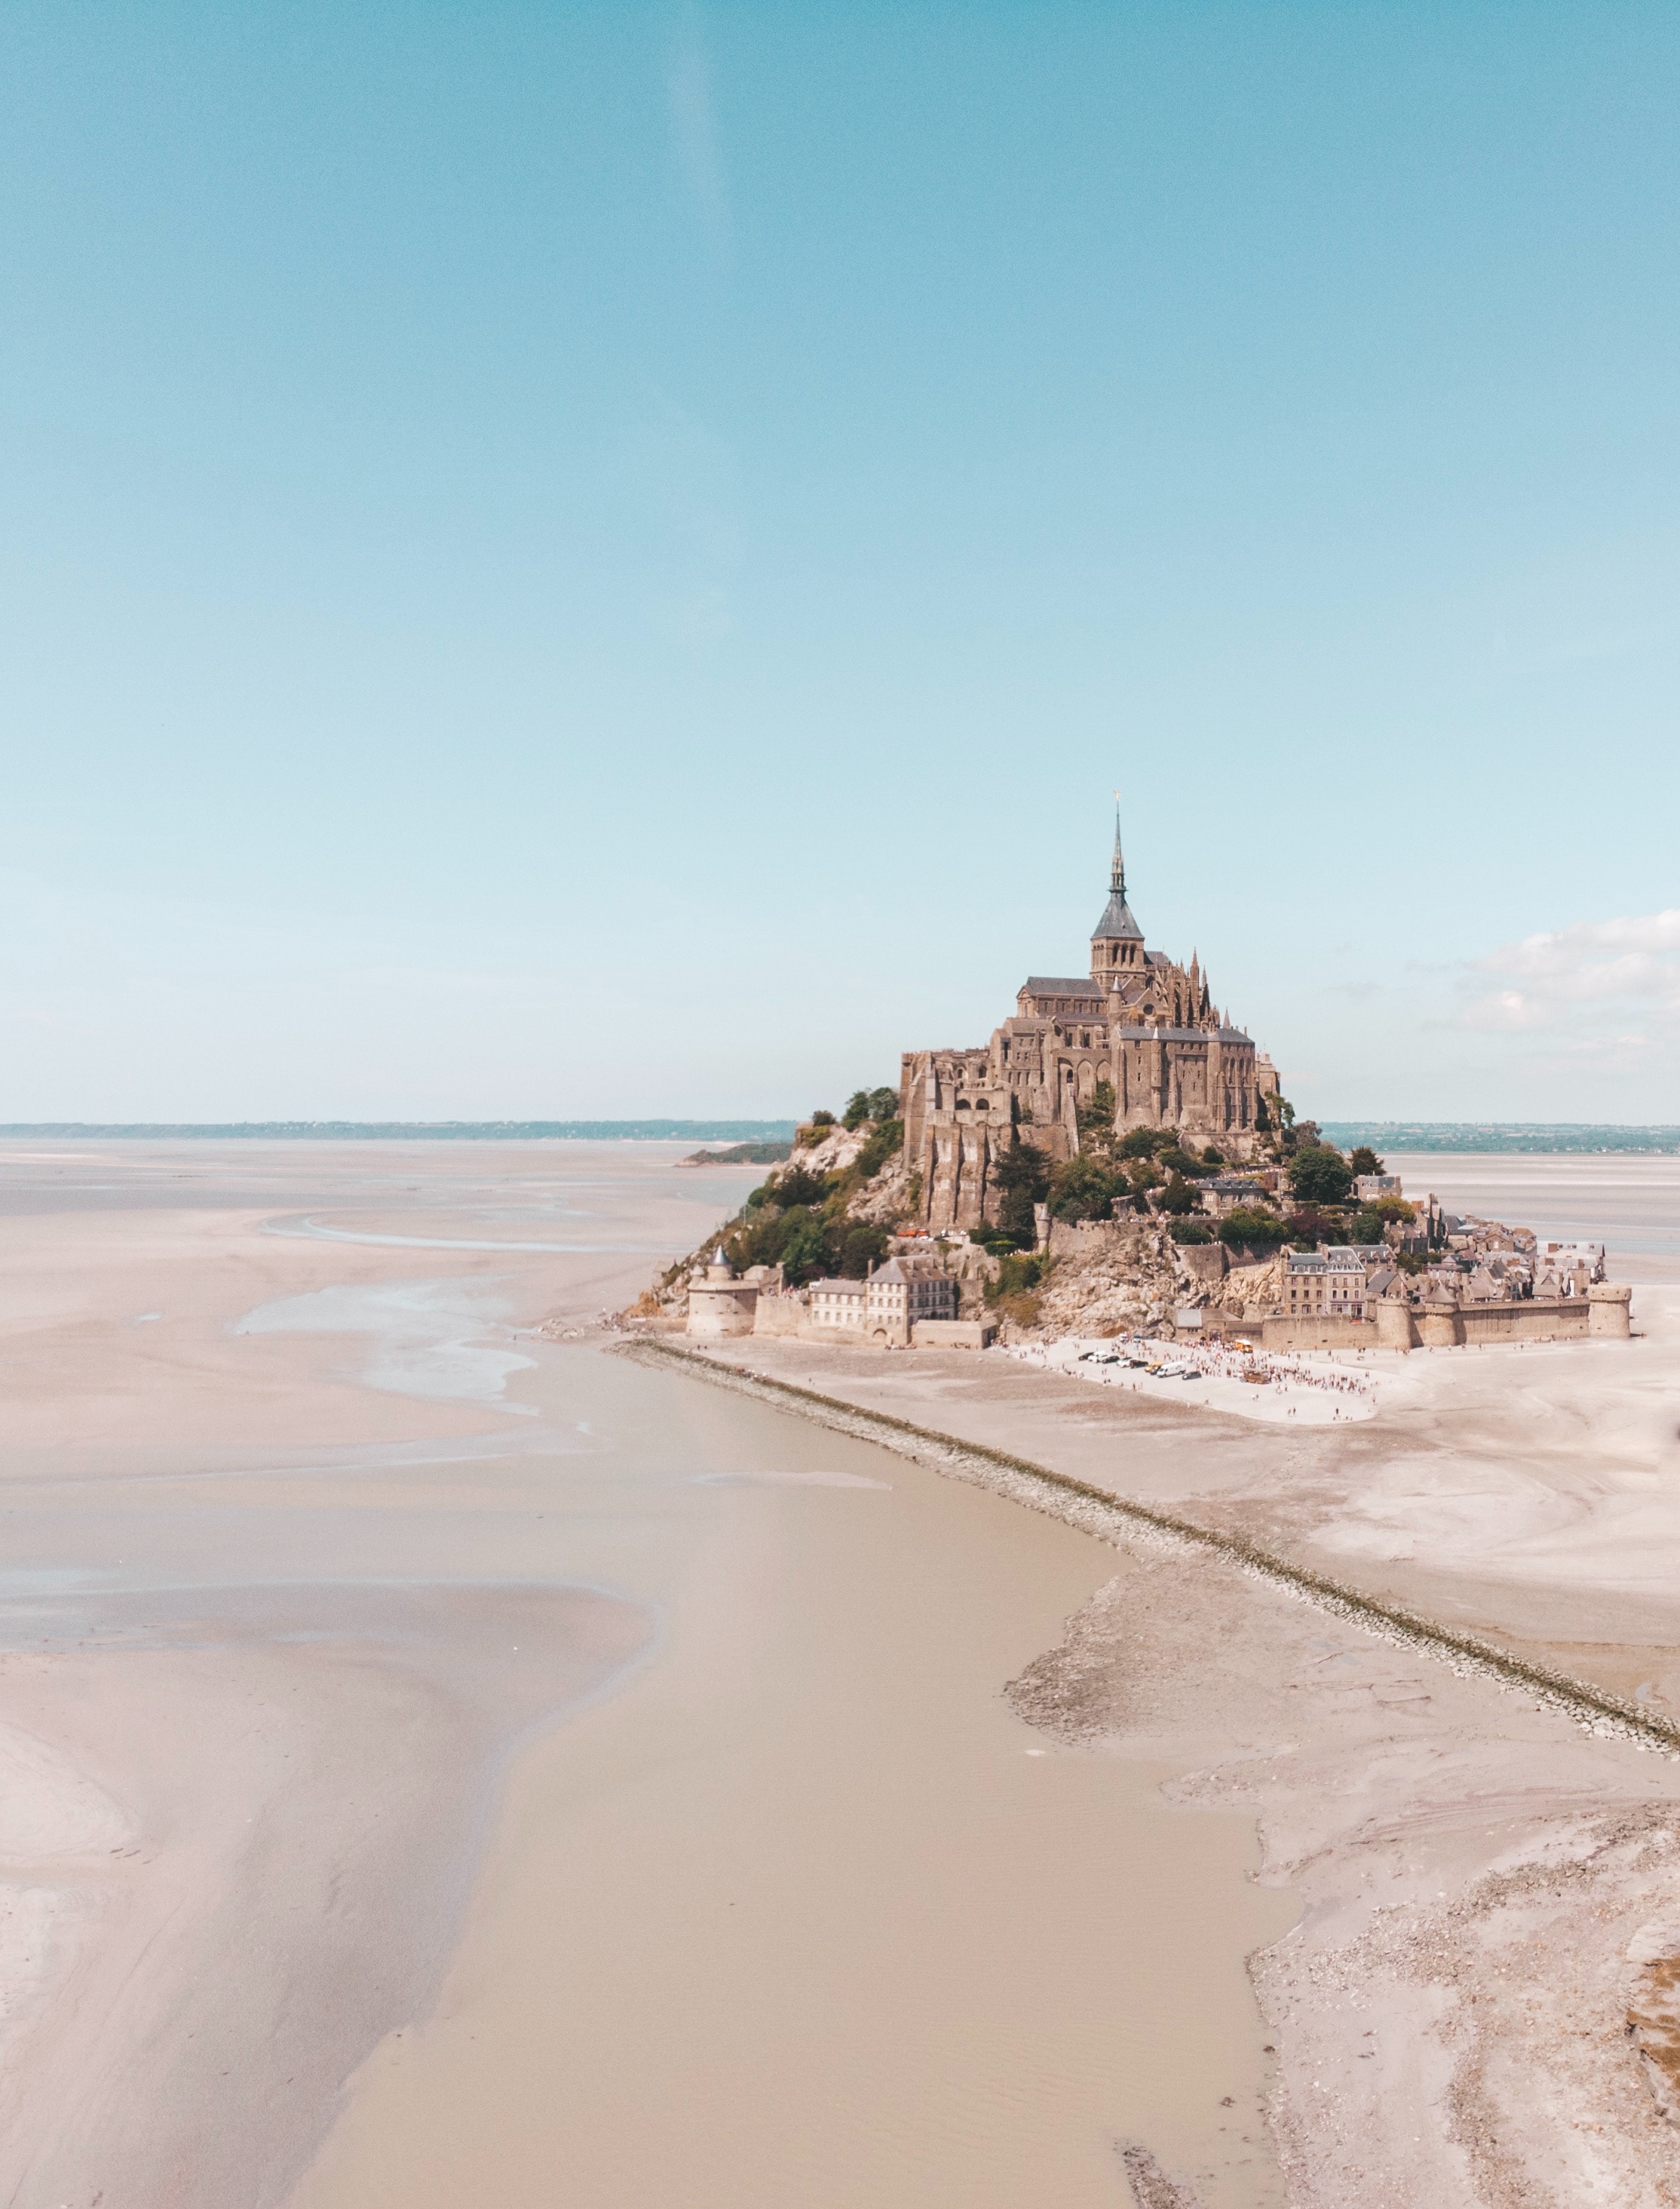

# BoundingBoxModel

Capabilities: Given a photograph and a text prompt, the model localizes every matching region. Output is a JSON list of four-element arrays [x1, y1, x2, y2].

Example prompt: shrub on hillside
[[985, 1249, 1051, 1327], [769, 1165, 829, 1210], [1157, 1143, 1214, 1180], [854, 1116, 903, 1182], [1219, 1207, 1287, 1250]]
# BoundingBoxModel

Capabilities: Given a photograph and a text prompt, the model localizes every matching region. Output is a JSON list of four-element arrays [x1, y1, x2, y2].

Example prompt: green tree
[[992, 1140, 1050, 1249], [842, 1091, 872, 1130], [1219, 1207, 1287, 1250], [1348, 1207, 1388, 1247], [1284, 1205, 1339, 1246], [1076, 1079, 1117, 1155], [1047, 1153, 1124, 1223], [832, 1221, 890, 1277], [1117, 1127, 1161, 1161], [775, 1207, 829, 1283], [1348, 1145, 1385, 1177], [867, 1086, 899, 1122], [1169, 1218, 1214, 1244], [1288, 1146, 1354, 1206], [1157, 1174, 1202, 1216]]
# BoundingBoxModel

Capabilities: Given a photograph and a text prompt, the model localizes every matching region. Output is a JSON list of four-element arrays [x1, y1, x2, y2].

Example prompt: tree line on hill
[[670, 1088, 908, 1290], [671, 1078, 1419, 1296], [969, 1088, 1416, 1260]]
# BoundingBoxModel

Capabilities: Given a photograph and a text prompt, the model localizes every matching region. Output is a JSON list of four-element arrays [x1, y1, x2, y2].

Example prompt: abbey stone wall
[[900, 823, 1281, 1234]]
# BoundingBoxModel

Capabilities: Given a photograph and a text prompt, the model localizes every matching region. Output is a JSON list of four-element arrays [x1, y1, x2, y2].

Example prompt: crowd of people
[[1004, 1333, 1378, 1415]]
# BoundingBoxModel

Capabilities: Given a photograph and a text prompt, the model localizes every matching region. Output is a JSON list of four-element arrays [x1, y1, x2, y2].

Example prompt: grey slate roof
[[1113, 1025, 1252, 1043], [1091, 890, 1144, 941], [1021, 976, 1105, 995]]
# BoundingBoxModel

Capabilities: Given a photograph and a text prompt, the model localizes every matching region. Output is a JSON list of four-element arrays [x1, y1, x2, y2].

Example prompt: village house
[[806, 1278, 867, 1333], [1283, 1250, 1329, 1318], [1283, 1244, 1390, 1321], [1202, 1174, 1268, 1217], [1536, 1239, 1606, 1282], [866, 1256, 958, 1345]]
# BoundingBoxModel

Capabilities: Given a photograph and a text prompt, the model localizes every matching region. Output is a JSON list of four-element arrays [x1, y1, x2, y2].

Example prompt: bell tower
[[1089, 799, 1145, 983]]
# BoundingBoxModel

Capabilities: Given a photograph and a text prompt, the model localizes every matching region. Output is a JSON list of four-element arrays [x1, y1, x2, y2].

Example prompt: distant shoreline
[[1322, 1122, 1680, 1155], [2, 1118, 1675, 1154], [0, 1120, 801, 1143]]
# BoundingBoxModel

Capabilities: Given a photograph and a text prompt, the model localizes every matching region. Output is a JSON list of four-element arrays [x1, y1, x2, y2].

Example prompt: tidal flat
[[7, 1138, 1678, 2207], [705, 1157, 1680, 2208], [0, 1140, 1291, 2209]]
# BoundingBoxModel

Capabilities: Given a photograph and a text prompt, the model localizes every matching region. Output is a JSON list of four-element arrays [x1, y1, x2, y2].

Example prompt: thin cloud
[[666, 9, 729, 257], [1458, 909, 1680, 1037]]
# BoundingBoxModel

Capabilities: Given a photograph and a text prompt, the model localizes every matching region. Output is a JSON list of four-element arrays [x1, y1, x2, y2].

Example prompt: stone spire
[[1090, 796, 1144, 974]]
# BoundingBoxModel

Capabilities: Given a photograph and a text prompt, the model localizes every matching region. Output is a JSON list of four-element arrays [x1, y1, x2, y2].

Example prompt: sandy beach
[[691, 1172, 1680, 2206], [0, 1140, 1289, 2209], [4, 1137, 1679, 2205]]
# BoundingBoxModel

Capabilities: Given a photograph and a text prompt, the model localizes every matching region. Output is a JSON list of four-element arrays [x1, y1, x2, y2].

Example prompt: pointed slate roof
[[1092, 805, 1144, 942]]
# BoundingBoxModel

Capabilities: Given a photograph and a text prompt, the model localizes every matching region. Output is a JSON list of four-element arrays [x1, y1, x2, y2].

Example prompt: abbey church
[[901, 815, 1281, 1232]]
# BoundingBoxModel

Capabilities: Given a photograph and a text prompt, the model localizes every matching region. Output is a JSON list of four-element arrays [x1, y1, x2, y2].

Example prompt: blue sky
[[2, 2, 1676, 1121]]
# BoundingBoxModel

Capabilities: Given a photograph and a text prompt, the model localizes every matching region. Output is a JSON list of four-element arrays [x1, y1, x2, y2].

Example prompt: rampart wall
[[1257, 1286, 1632, 1355]]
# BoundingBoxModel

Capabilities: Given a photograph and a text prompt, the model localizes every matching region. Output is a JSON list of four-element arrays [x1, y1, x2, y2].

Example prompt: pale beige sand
[[284, 1358, 1293, 2209], [700, 1199, 1680, 2207], [0, 1141, 1294, 2209], [11, 1137, 1675, 2208]]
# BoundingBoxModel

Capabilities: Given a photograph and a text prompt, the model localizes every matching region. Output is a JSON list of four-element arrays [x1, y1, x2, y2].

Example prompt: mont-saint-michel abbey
[[903, 815, 1280, 1232]]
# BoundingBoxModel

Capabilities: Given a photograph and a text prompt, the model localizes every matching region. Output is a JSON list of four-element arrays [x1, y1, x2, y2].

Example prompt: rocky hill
[[629, 1100, 1216, 1341]]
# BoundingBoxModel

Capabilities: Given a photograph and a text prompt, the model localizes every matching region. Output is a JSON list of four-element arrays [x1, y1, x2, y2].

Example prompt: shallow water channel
[[0, 1141, 1295, 2209]]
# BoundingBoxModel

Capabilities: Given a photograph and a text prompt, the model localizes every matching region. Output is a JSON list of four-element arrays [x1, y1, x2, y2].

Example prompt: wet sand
[[701, 1155, 1680, 2204], [0, 1141, 1293, 2209]]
